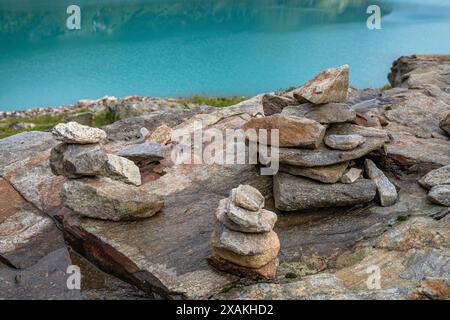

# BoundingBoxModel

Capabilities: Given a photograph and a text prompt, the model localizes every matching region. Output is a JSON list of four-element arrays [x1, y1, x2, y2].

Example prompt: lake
[[1, 0, 450, 111]]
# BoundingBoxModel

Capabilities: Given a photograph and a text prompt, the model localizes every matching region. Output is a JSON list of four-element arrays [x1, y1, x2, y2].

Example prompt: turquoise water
[[1, 0, 450, 111]]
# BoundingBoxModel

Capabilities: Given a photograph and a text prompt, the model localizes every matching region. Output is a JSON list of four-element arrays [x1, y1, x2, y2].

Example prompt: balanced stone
[[260, 124, 389, 167], [279, 162, 349, 184], [365, 159, 398, 207], [427, 185, 450, 207], [340, 168, 363, 184], [61, 177, 163, 221], [243, 114, 326, 148], [216, 199, 276, 233], [231, 184, 264, 211], [324, 134, 366, 151], [211, 225, 280, 269], [52, 122, 107, 144], [292, 65, 349, 104], [274, 173, 376, 211], [281, 103, 356, 124], [50, 144, 141, 186], [262, 93, 298, 116], [440, 113, 450, 134], [117, 142, 165, 162], [419, 165, 450, 189]]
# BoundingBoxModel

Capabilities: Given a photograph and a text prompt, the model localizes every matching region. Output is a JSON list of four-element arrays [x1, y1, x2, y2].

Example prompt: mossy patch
[[177, 95, 247, 108], [281, 261, 316, 280]]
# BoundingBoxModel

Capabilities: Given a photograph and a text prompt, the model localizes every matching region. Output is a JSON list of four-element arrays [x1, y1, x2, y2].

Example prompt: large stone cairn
[[208, 185, 280, 280], [51, 121, 164, 221], [244, 65, 398, 211]]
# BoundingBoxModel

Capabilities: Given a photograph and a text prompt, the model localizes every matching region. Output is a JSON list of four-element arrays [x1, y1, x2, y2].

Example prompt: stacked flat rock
[[246, 65, 397, 210], [51, 122, 163, 221], [208, 185, 280, 280]]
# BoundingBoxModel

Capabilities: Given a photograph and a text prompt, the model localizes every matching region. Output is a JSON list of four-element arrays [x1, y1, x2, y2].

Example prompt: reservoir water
[[1, 0, 450, 110]]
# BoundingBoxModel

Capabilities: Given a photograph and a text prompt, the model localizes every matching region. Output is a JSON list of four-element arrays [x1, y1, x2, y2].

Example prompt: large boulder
[[292, 65, 349, 104], [242, 114, 326, 148], [282, 103, 356, 124], [61, 177, 163, 221], [52, 122, 107, 144], [274, 173, 376, 211]]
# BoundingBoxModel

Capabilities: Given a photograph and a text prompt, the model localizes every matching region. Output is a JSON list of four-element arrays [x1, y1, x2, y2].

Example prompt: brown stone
[[279, 162, 349, 184], [262, 93, 298, 116]]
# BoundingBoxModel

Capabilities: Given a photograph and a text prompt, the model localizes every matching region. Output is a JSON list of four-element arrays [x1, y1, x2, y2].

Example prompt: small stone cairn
[[208, 185, 280, 279], [243, 65, 398, 211], [51, 121, 164, 221]]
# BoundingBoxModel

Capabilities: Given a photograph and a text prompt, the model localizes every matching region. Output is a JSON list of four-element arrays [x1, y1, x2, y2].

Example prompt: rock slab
[[52, 122, 107, 144], [282, 103, 356, 124]]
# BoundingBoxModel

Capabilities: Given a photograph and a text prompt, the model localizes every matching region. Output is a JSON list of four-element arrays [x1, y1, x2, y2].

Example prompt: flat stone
[[292, 65, 349, 104], [260, 124, 389, 167], [262, 93, 298, 116], [428, 185, 450, 207], [146, 124, 172, 144], [211, 225, 280, 269], [231, 184, 264, 211], [50, 144, 141, 186], [340, 168, 363, 184], [324, 134, 366, 151], [365, 159, 398, 207], [440, 114, 450, 134], [0, 131, 58, 168], [52, 122, 107, 144], [61, 177, 164, 221], [208, 252, 278, 280], [226, 200, 277, 233], [274, 173, 376, 211], [242, 114, 326, 148], [281, 103, 356, 124], [279, 162, 349, 184], [419, 165, 450, 190], [117, 142, 165, 162], [216, 199, 276, 233]]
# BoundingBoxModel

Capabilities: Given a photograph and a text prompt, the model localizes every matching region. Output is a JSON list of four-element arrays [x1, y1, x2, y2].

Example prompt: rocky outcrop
[[292, 65, 349, 104], [209, 185, 279, 279]]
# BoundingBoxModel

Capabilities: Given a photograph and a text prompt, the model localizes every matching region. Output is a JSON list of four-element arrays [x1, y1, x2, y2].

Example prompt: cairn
[[208, 185, 280, 280], [244, 65, 398, 211], [51, 121, 164, 221]]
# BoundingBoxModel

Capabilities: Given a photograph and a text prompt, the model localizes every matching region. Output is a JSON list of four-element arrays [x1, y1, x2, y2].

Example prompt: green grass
[[0, 114, 65, 139], [177, 95, 247, 108], [381, 84, 392, 91]]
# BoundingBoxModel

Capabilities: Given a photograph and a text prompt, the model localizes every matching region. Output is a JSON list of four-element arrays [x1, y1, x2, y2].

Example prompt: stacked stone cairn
[[208, 185, 280, 279], [243, 65, 398, 211], [51, 121, 164, 221]]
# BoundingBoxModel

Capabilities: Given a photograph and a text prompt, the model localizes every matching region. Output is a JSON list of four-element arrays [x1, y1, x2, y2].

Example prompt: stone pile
[[51, 122, 164, 221], [244, 65, 398, 211], [419, 165, 450, 207], [208, 185, 280, 279]]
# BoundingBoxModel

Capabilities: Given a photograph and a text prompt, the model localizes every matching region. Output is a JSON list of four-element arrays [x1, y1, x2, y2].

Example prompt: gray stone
[[279, 162, 349, 184], [365, 159, 398, 207], [226, 200, 277, 233], [61, 177, 163, 221], [262, 94, 298, 116], [428, 185, 450, 207], [117, 142, 165, 162], [274, 173, 376, 211], [292, 65, 349, 104], [260, 124, 389, 167], [211, 224, 280, 269], [419, 165, 450, 190], [231, 184, 264, 211], [340, 168, 363, 184], [325, 134, 366, 151], [281, 103, 356, 124], [216, 199, 276, 233], [50, 144, 141, 186], [243, 114, 326, 148], [52, 122, 107, 144], [440, 114, 450, 134]]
